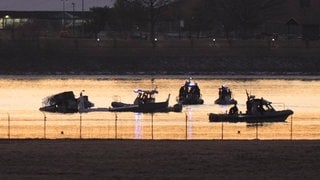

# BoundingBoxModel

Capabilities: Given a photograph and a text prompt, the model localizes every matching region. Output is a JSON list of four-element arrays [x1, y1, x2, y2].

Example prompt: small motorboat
[[110, 88, 182, 113], [177, 78, 204, 105], [214, 85, 237, 105], [39, 91, 94, 113], [209, 91, 293, 123]]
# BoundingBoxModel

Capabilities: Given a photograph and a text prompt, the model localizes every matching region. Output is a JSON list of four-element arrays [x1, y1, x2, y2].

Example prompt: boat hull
[[179, 99, 204, 105], [109, 101, 182, 113], [214, 98, 237, 105], [178, 95, 204, 105], [39, 105, 78, 113], [209, 110, 294, 123]]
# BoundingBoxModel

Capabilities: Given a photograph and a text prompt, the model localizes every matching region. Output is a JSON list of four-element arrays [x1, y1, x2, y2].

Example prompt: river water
[[0, 75, 319, 140]]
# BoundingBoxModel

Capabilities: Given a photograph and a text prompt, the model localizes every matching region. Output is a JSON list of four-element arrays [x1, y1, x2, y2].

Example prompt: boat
[[209, 91, 293, 123], [110, 89, 182, 113], [214, 85, 237, 105], [177, 78, 204, 105], [39, 91, 94, 113]]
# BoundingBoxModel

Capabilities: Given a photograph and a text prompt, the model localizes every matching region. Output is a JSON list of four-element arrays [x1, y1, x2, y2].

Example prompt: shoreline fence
[[0, 111, 312, 140]]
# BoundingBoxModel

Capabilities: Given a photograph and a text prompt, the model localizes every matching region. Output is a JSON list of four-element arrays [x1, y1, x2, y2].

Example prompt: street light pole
[[61, 0, 68, 30], [4, 15, 10, 29], [82, 0, 84, 37], [82, 0, 84, 12], [72, 2, 75, 35]]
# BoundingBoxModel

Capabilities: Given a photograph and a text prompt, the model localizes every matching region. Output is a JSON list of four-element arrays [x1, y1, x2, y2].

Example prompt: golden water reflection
[[0, 76, 319, 139]]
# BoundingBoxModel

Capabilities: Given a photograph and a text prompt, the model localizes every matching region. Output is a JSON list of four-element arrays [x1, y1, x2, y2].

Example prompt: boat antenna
[[246, 89, 249, 100], [151, 78, 156, 90], [80, 89, 85, 96]]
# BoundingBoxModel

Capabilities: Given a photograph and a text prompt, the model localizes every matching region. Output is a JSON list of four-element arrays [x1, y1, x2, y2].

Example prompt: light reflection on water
[[135, 113, 143, 139], [0, 75, 319, 139]]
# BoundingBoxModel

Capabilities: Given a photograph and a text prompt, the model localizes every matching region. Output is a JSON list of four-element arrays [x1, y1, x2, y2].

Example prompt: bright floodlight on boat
[[134, 89, 142, 93]]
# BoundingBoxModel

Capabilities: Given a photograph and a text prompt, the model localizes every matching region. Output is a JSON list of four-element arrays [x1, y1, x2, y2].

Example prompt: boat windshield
[[246, 97, 275, 114], [219, 85, 231, 97], [134, 89, 157, 103]]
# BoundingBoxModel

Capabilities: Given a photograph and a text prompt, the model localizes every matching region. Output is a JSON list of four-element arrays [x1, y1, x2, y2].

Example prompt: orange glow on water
[[0, 76, 319, 139]]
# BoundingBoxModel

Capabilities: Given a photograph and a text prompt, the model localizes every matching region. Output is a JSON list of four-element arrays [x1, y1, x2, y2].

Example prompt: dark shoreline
[[1, 139, 320, 179], [1, 39, 320, 76], [1, 74, 320, 81]]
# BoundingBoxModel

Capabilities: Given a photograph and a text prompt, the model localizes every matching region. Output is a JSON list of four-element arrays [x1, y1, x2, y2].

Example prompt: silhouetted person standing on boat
[[229, 102, 239, 115], [179, 85, 187, 100], [258, 98, 265, 114], [193, 83, 200, 97]]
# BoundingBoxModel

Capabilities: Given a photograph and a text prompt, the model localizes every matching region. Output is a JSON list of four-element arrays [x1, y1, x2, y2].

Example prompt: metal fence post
[[115, 113, 117, 139], [43, 112, 46, 139], [256, 121, 259, 140], [151, 113, 154, 140], [291, 115, 293, 140], [221, 119, 224, 140], [7, 113, 10, 139], [185, 112, 188, 140], [80, 113, 82, 139]]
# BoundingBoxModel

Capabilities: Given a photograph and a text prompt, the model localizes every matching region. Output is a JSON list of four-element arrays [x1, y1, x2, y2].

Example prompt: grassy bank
[[1, 38, 319, 75]]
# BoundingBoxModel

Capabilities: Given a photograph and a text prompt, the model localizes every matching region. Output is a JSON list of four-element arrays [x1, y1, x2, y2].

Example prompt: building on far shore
[[0, 11, 91, 39], [287, 0, 320, 40], [0, 0, 319, 41]]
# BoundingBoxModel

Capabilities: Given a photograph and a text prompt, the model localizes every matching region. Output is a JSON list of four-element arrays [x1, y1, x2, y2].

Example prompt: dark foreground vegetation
[[1, 38, 319, 75], [0, 139, 320, 179]]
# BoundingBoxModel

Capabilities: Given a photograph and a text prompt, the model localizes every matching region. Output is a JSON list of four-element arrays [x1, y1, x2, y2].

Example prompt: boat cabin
[[179, 81, 200, 98], [219, 85, 232, 99], [246, 95, 275, 115], [215, 85, 237, 105], [134, 89, 157, 104], [177, 78, 203, 105]]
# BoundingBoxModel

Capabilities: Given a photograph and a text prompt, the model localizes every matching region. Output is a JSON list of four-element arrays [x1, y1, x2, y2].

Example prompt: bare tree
[[187, 0, 218, 38], [90, 7, 111, 35], [216, 0, 286, 40], [132, 0, 176, 46], [112, 0, 146, 33]]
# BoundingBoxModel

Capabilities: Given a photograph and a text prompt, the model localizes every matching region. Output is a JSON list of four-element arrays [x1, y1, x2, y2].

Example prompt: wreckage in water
[[39, 91, 94, 113]]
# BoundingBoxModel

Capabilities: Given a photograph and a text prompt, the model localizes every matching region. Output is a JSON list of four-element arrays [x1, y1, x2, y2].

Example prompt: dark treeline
[[88, 0, 286, 42], [2, 0, 319, 75]]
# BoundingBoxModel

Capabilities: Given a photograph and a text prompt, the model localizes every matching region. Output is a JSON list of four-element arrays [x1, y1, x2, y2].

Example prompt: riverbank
[[1, 39, 320, 75], [0, 139, 319, 179]]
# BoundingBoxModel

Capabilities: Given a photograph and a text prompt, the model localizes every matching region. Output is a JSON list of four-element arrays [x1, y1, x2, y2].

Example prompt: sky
[[0, 0, 115, 11]]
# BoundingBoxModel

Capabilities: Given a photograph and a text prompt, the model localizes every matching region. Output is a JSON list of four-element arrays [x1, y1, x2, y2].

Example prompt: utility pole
[[61, 0, 68, 30], [82, 0, 84, 37], [72, 2, 75, 35]]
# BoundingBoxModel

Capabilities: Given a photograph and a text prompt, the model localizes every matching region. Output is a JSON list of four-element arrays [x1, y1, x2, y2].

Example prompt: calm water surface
[[0, 75, 319, 140]]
